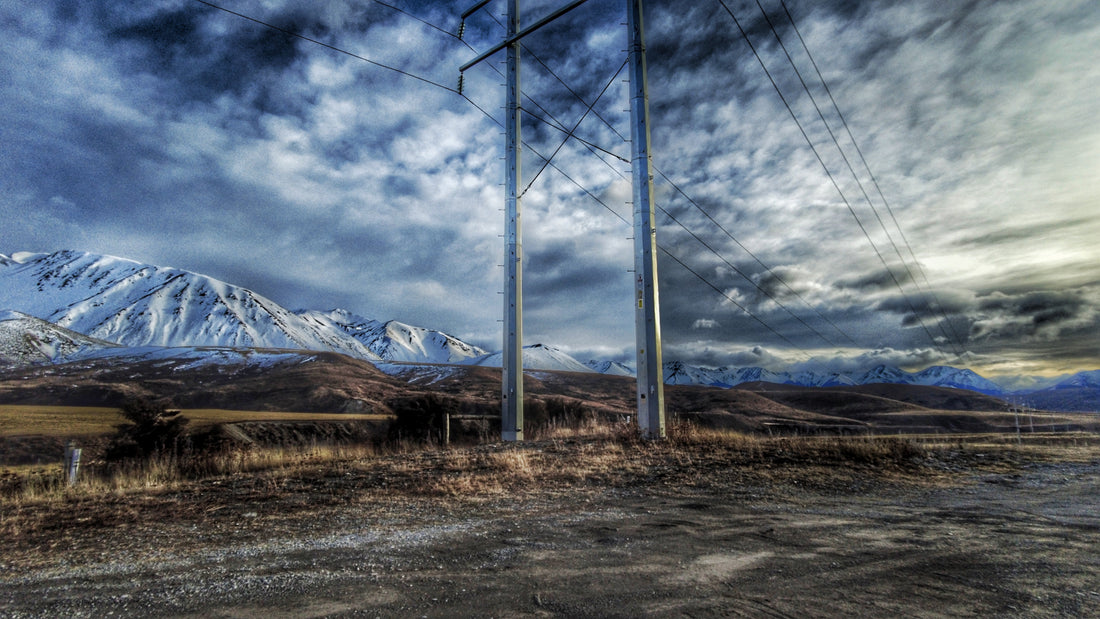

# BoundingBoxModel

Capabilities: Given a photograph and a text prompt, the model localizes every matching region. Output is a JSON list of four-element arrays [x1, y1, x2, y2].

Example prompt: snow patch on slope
[[466, 344, 594, 373], [586, 359, 635, 376]]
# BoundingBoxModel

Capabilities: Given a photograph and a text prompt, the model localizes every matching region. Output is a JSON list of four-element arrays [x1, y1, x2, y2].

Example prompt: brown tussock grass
[[5, 420, 1094, 519]]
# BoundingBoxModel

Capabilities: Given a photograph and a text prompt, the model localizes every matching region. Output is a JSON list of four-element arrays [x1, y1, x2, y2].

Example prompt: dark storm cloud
[[107, 5, 312, 111], [1016, 292, 1084, 318], [977, 290, 1086, 324], [963, 287, 1099, 366], [836, 265, 914, 292]]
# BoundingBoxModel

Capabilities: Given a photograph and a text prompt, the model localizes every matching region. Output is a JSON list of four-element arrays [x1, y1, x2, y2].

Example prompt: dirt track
[[2, 446, 1099, 618]]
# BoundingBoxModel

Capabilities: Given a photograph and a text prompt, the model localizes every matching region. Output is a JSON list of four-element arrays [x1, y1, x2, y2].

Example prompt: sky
[[1, 0, 1097, 381]]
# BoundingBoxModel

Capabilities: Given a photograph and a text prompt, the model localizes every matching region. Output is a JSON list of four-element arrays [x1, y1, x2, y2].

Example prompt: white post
[[64, 441, 82, 486], [1013, 402, 1021, 444], [627, 0, 666, 439], [502, 0, 524, 441]]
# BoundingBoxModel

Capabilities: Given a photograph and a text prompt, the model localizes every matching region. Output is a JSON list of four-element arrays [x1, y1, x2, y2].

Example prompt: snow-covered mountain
[[2, 250, 1092, 409], [664, 361, 735, 387], [0, 251, 381, 360], [1019, 370, 1100, 412], [0, 310, 119, 366], [1049, 370, 1100, 389], [910, 366, 1004, 393], [466, 343, 594, 373], [664, 362, 799, 388], [789, 370, 857, 387], [586, 359, 635, 376], [298, 309, 486, 364], [855, 365, 913, 386], [659, 361, 1011, 395]]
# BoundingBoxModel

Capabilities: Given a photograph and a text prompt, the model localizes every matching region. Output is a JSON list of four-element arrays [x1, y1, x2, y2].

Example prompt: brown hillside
[[7, 355, 1089, 437], [0, 352, 402, 413]]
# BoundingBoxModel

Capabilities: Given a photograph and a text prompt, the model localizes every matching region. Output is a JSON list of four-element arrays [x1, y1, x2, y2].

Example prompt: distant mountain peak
[[586, 359, 635, 376], [0, 250, 382, 358], [294, 309, 485, 364], [467, 343, 594, 373], [660, 361, 1010, 396]]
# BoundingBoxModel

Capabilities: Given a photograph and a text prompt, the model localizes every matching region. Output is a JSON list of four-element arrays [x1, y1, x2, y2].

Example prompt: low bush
[[104, 398, 189, 461], [524, 396, 593, 436], [387, 393, 461, 445]]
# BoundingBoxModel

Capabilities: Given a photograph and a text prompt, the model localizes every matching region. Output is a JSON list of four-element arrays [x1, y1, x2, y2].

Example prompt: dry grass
[[0, 405, 122, 437], [4, 420, 1095, 513], [0, 442, 383, 507]]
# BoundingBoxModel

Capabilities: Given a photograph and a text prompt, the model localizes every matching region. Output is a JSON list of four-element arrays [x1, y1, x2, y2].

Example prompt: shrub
[[105, 398, 189, 461], [524, 396, 592, 435], [387, 393, 461, 445]]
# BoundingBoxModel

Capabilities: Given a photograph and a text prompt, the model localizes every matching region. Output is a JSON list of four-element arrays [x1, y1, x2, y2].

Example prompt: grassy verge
[[3, 421, 1096, 514], [0, 442, 385, 506]]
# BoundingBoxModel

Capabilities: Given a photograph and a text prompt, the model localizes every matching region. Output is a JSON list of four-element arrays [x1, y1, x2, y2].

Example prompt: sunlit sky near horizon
[[1, 0, 1097, 381]]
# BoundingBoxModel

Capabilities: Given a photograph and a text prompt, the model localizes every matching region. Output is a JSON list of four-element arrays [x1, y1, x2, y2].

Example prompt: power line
[[752, 0, 964, 358], [658, 202, 840, 347], [193, 0, 459, 94], [199, 0, 849, 358], [370, 1, 458, 41], [480, 11, 632, 163], [658, 246, 811, 356], [520, 59, 627, 197], [775, 0, 969, 356], [714, 0, 951, 360], [655, 168, 857, 346], [523, 111, 629, 163]]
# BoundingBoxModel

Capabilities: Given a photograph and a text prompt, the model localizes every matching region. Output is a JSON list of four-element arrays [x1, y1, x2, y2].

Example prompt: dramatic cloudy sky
[[1, 0, 1097, 380]]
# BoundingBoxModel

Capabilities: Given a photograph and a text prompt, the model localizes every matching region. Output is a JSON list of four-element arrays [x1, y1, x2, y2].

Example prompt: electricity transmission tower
[[626, 0, 665, 439], [460, 0, 666, 440]]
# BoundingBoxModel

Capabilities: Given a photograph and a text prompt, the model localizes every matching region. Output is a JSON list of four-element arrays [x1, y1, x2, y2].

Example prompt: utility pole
[[502, 0, 524, 442], [627, 0, 666, 439], [459, 0, 662, 440], [461, 0, 591, 441]]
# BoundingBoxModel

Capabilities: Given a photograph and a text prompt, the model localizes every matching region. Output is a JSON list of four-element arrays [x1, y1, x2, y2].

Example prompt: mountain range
[[664, 362, 1004, 394], [1, 250, 1097, 410]]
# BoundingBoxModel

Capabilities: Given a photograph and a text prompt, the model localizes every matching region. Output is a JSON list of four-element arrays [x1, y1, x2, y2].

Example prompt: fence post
[[64, 441, 82, 486]]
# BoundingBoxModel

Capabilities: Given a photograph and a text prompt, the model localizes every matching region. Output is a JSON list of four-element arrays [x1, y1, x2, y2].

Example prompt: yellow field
[[0, 405, 390, 437], [0, 406, 123, 437]]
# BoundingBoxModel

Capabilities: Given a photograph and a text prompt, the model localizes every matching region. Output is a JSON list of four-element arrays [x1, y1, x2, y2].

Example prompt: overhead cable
[[775, 0, 969, 355], [520, 59, 628, 198], [491, 10, 858, 347], [714, 0, 951, 360], [193, 0, 459, 94], [753, 0, 963, 358]]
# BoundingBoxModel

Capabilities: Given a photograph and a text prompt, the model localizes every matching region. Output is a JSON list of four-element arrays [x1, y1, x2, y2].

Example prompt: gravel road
[[3, 454, 1098, 617]]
